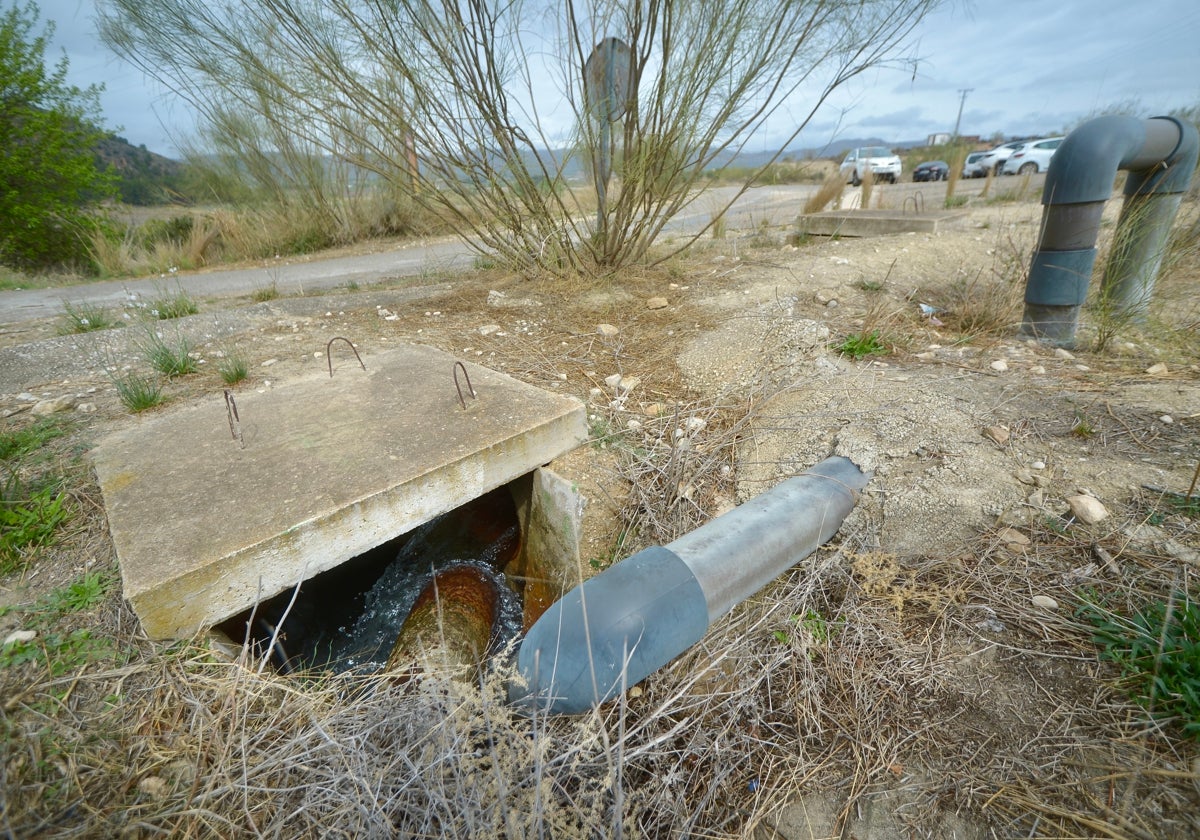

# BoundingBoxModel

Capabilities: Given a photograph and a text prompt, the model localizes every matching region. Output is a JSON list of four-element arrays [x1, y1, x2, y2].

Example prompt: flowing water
[[220, 487, 525, 674]]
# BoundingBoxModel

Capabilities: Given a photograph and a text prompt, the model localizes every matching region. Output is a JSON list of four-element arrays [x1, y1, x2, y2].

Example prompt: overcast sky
[[44, 0, 1200, 159]]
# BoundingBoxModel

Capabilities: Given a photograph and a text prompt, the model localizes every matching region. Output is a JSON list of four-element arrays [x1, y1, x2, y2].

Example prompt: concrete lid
[[796, 209, 969, 237], [92, 343, 586, 638]]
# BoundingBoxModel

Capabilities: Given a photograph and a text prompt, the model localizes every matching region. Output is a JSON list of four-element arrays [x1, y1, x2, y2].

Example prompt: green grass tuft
[[0, 418, 71, 461], [1080, 593, 1200, 739], [111, 371, 165, 412], [0, 473, 69, 575], [58, 300, 120, 335], [252, 282, 280, 302], [139, 331, 198, 378], [217, 350, 248, 385], [149, 289, 199, 320], [835, 330, 888, 359]]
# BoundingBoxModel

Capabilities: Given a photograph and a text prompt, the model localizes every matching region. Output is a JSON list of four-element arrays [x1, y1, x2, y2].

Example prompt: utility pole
[[953, 88, 973, 138]]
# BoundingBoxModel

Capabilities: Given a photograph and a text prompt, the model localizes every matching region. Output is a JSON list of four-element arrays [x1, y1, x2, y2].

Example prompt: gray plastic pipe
[[1021, 115, 1198, 346], [510, 455, 869, 714]]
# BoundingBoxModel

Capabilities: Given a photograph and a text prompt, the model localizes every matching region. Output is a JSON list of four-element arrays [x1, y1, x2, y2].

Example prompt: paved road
[[0, 236, 476, 326], [1, 178, 999, 326]]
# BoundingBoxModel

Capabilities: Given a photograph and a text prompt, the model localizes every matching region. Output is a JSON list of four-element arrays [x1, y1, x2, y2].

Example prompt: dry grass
[[860, 168, 875, 210], [6, 190, 1200, 838], [6, 485, 1197, 837], [88, 193, 444, 279], [803, 171, 847, 215]]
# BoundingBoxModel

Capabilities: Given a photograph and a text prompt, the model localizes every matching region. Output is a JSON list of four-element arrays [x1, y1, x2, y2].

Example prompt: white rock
[[261, 358, 278, 367], [479, 324, 502, 336], [646, 296, 669, 310], [76, 403, 96, 413], [1159, 415, 1173, 424], [684, 417, 707, 435], [1030, 365, 1046, 374], [989, 359, 1009, 372], [617, 376, 641, 395], [604, 374, 623, 392], [597, 323, 619, 337], [1054, 348, 1075, 360], [1146, 362, 1168, 376], [1067, 494, 1109, 524], [4, 629, 37, 646], [31, 395, 76, 415], [1031, 595, 1059, 610], [1030, 460, 1046, 470]]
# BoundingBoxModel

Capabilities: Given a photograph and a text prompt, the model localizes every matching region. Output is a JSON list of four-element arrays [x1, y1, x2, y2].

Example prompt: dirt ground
[[2, 181, 1199, 838]]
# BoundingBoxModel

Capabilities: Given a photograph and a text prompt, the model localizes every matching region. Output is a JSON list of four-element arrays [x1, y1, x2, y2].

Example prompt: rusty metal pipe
[[386, 562, 503, 677]]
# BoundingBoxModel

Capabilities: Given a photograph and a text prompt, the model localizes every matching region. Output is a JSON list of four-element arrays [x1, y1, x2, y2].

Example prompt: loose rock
[[1031, 595, 1059, 610], [997, 527, 1030, 551], [982, 425, 1010, 446], [31, 395, 76, 415], [4, 629, 37, 646], [597, 324, 619, 337], [646, 296, 669, 310], [1145, 362, 1168, 376], [1067, 494, 1109, 524]]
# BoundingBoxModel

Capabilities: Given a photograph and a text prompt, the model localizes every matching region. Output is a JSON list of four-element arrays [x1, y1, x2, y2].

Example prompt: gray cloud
[[42, 0, 1200, 158]]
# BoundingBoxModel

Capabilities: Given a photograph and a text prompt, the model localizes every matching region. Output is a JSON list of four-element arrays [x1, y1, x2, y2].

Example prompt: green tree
[[0, 1, 116, 270]]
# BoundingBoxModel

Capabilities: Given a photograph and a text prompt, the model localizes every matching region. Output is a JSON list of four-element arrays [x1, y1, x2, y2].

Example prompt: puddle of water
[[218, 486, 523, 674]]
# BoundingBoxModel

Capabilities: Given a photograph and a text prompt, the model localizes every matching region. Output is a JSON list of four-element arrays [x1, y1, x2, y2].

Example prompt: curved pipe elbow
[[1022, 116, 1198, 344], [1042, 115, 1195, 205]]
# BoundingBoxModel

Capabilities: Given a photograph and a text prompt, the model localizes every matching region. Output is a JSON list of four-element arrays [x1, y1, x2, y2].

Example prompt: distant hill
[[94, 134, 187, 205]]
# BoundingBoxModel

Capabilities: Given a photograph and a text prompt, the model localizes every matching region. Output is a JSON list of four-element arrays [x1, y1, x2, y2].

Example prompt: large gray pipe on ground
[[1020, 115, 1198, 346], [510, 455, 869, 714]]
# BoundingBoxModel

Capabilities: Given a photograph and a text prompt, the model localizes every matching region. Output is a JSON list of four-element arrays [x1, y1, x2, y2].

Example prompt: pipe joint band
[[1025, 249, 1096, 306]]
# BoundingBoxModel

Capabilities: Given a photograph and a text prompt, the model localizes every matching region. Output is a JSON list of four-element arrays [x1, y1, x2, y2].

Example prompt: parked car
[[839, 146, 902, 186], [1001, 136, 1064, 175], [912, 160, 949, 182], [962, 151, 988, 178], [977, 141, 1026, 176]]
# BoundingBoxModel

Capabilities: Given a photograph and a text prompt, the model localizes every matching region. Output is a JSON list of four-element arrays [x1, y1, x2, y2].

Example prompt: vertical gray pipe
[[511, 456, 869, 714], [1020, 116, 1198, 346]]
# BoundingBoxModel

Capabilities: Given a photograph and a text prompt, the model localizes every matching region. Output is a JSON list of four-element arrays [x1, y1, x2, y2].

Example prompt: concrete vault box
[[794, 209, 969, 238], [92, 344, 587, 639]]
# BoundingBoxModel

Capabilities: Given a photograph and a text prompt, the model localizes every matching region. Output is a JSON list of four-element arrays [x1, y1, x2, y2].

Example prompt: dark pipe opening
[[216, 485, 524, 674]]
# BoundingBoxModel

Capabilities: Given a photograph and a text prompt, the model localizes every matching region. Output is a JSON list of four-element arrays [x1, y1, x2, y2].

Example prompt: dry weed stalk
[[803, 171, 846, 215]]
